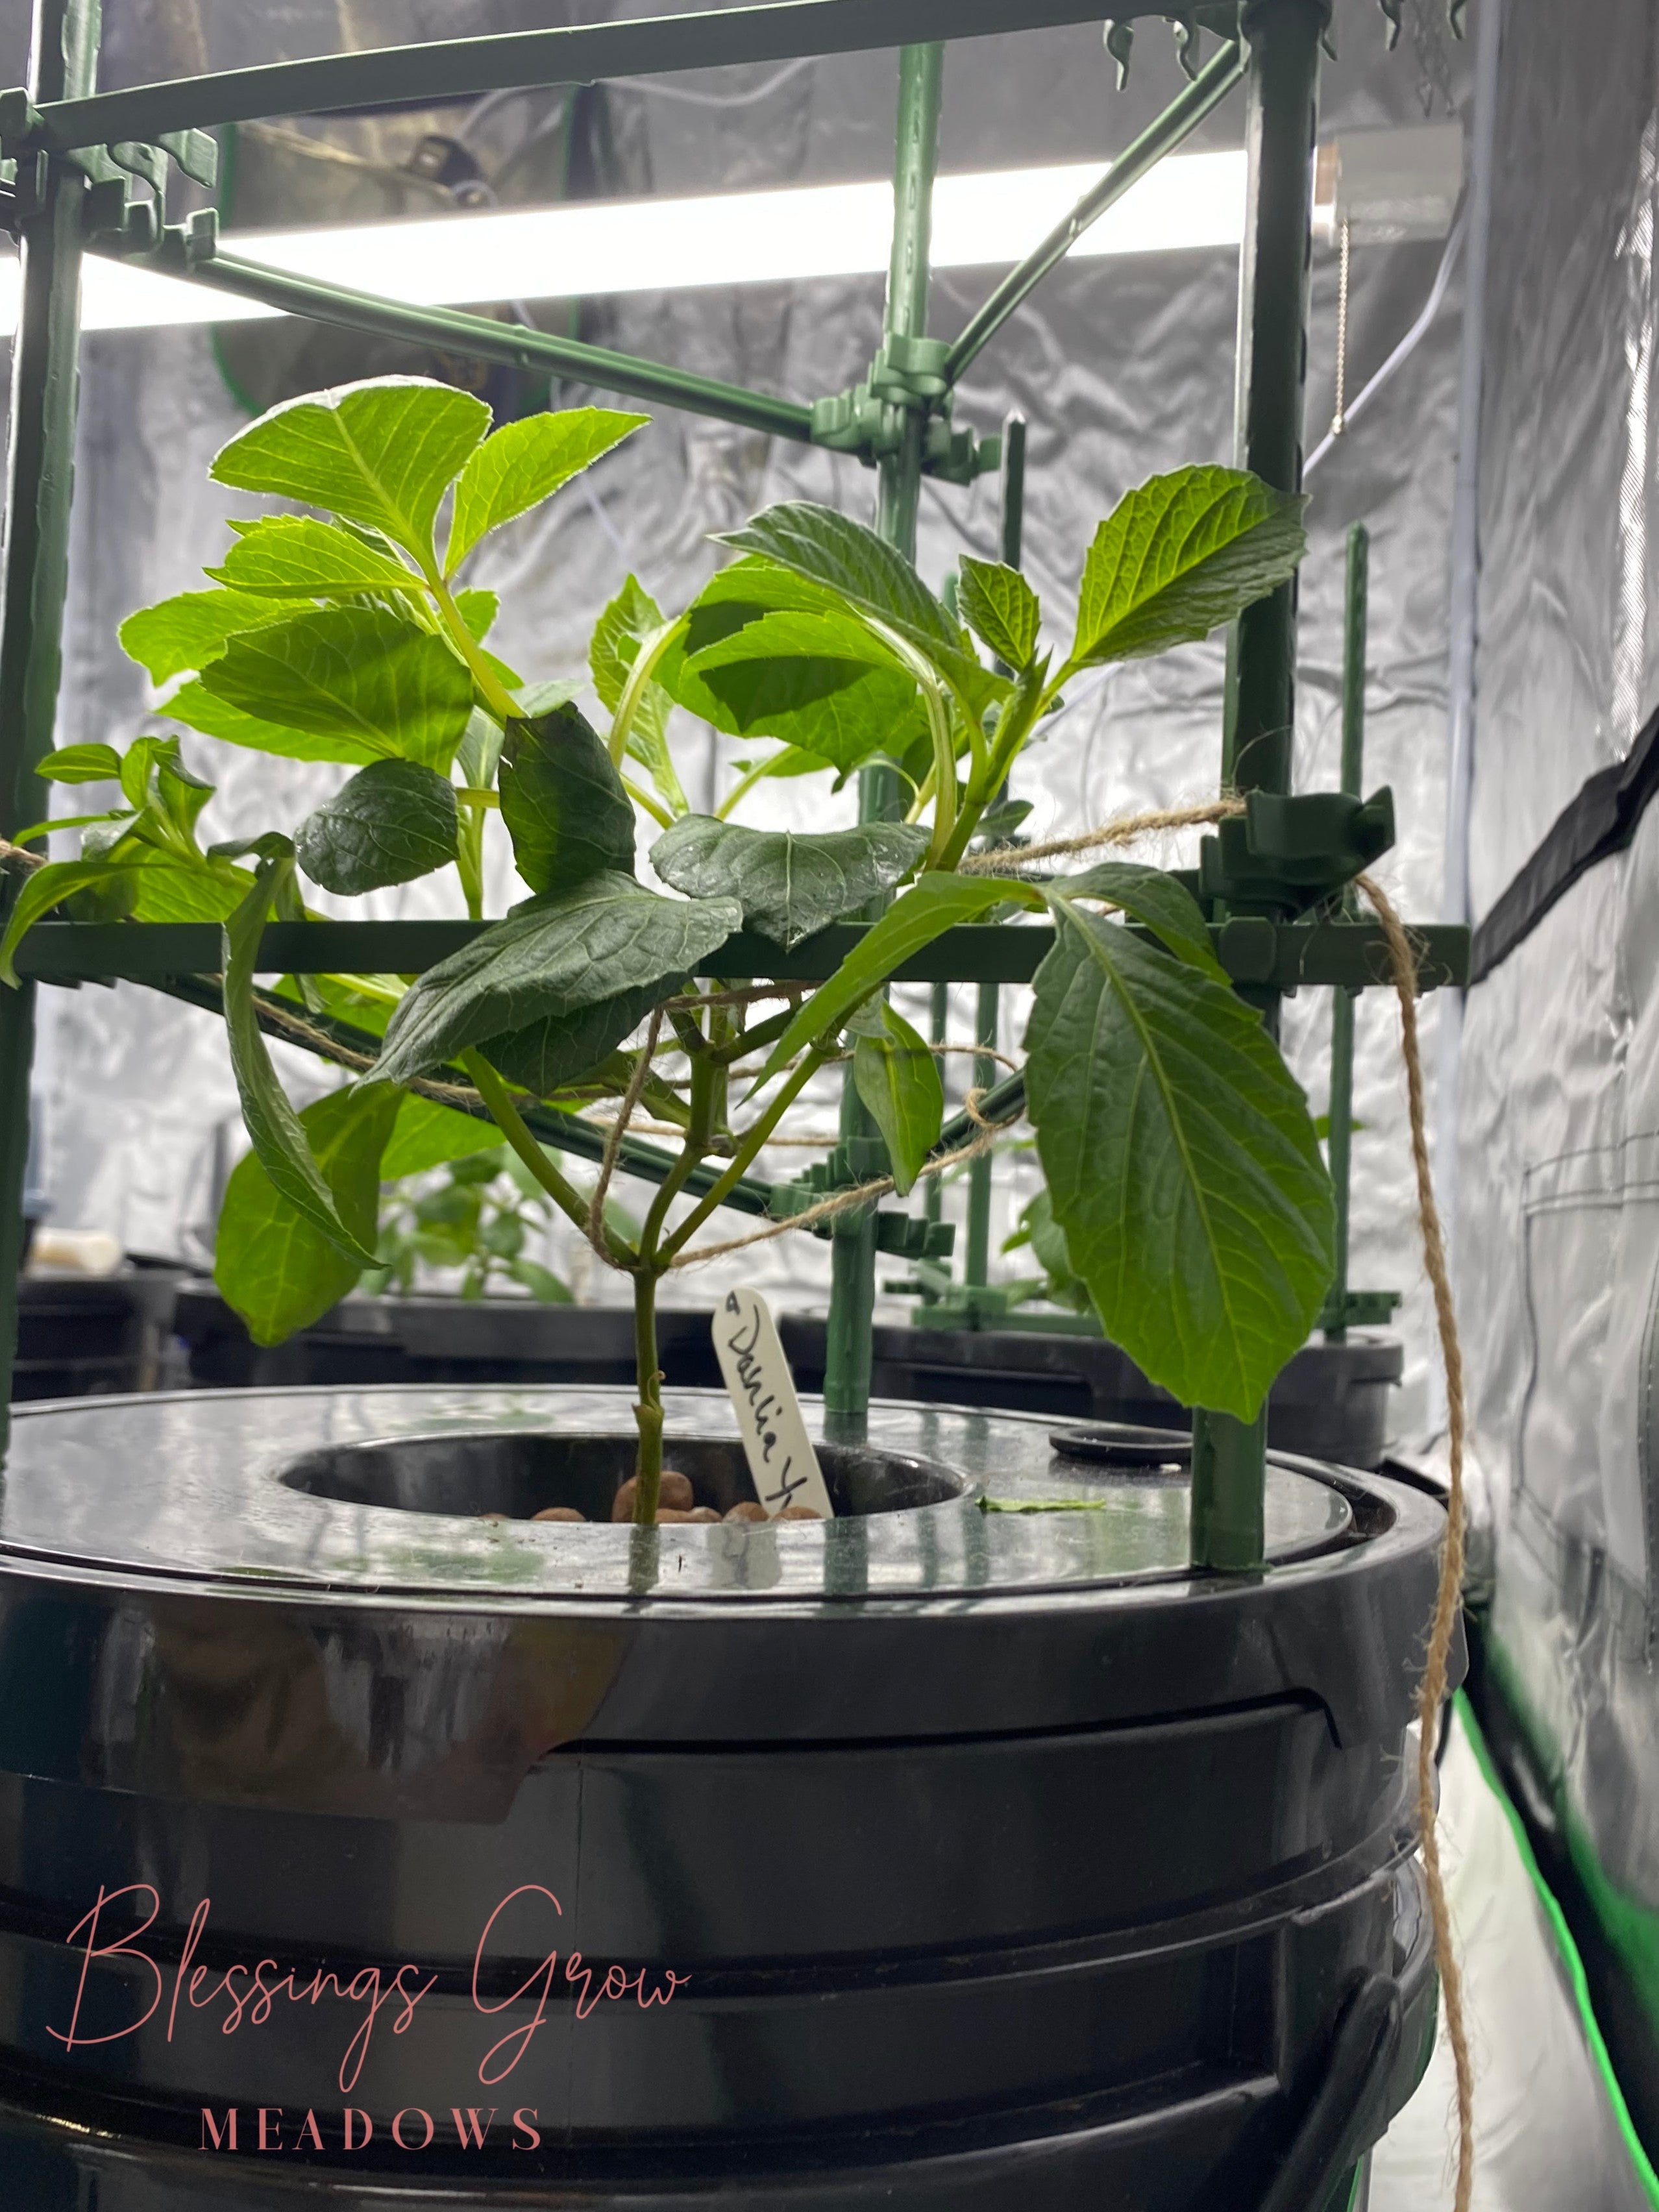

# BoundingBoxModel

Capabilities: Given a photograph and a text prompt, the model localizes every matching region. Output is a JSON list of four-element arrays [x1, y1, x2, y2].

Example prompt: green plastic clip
[[1199, 787, 1396, 915]]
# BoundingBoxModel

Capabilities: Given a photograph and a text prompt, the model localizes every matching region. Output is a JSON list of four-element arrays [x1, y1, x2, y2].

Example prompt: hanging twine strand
[[1357, 870, 1473, 2212], [588, 1006, 661, 1252]]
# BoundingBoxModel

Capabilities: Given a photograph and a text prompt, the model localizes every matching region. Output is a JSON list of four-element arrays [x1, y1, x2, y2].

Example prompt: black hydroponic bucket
[[172, 1290, 1402, 1470], [0, 1386, 1451, 2208], [10, 1270, 182, 1401]]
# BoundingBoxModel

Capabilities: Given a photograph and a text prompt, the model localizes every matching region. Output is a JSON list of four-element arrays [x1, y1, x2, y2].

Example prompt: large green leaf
[[375, 872, 741, 1085], [478, 981, 676, 1098], [1055, 861, 1227, 979], [1, 852, 143, 982], [447, 408, 646, 572], [128, 857, 251, 922], [207, 516, 423, 600], [210, 377, 490, 562], [678, 606, 932, 772], [215, 1083, 404, 1344], [716, 504, 1005, 717], [120, 587, 295, 684], [378, 1094, 502, 1179], [498, 702, 637, 896], [221, 854, 381, 1266], [295, 759, 459, 895], [650, 815, 928, 949], [34, 744, 123, 784], [1070, 465, 1307, 670], [197, 606, 474, 771], [958, 558, 1042, 672], [747, 871, 1041, 1089], [163, 678, 382, 767], [854, 1002, 944, 1196], [1024, 898, 1334, 1418]]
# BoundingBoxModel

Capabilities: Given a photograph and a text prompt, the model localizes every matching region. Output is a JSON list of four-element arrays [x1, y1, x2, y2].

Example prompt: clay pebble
[[611, 1469, 694, 1523]]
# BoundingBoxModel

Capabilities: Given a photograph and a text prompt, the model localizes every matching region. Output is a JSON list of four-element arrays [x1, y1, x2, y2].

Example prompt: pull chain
[[1331, 215, 1352, 437]]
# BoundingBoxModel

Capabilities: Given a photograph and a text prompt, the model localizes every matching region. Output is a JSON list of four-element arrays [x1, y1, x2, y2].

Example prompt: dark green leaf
[[119, 588, 295, 684], [1024, 898, 1334, 1419], [498, 702, 637, 896], [650, 815, 928, 949], [207, 515, 423, 600], [34, 744, 122, 784], [447, 408, 646, 571], [222, 855, 380, 1266], [478, 983, 672, 1096], [1054, 860, 1227, 979], [959, 558, 1042, 671], [210, 376, 490, 562], [375, 871, 741, 1085], [197, 606, 474, 771], [853, 1002, 944, 1196], [747, 871, 1042, 1089], [214, 1083, 404, 1344], [295, 759, 459, 895], [1071, 465, 1307, 669]]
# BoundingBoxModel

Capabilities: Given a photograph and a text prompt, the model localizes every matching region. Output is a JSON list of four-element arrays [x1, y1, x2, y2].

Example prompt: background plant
[[1, 375, 1334, 1522]]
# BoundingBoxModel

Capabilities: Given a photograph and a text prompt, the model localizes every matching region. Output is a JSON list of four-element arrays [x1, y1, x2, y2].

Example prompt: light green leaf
[[119, 588, 295, 685], [207, 515, 424, 600], [375, 871, 741, 1085], [447, 407, 646, 572], [1, 852, 143, 983], [508, 1256, 574, 1303], [163, 678, 382, 767], [379, 1093, 501, 1180], [33, 744, 123, 784], [222, 854, 381, 1266], [499, 702, 637, 896], [295, 759, 459, 895], [854, 1002, 944, 1196], [1054, 860, 1227, 979], [1070, 465, 1307, 669], [197, 606, 474, 771], [1024, 897, 1334, 1419], [215, 1083, 404, 1344], [128, 861, 251, 923], [650, 815, 928, 949], [747, 871, 1042, 1090], [959, 558, 1042, 672], [589, 574, 686, 816], [210, 376, 491, 563]]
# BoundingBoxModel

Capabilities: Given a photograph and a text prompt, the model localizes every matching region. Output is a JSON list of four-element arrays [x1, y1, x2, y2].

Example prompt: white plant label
[[712, 1288, 835, 1519]]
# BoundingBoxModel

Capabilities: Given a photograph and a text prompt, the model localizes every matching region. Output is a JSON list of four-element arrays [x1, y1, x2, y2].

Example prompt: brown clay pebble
[[687, 1506, 722, 1523], [532, 1506, 585, 1523], [724, 1501, 769, 1523], [611, 1470, 695, 1522], [777, 1506, 823, 1521], [655, 1507, 694, 1523]]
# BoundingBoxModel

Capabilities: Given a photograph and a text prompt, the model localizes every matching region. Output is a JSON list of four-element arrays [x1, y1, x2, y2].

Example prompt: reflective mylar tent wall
[[1, 0, 1465, 1416]]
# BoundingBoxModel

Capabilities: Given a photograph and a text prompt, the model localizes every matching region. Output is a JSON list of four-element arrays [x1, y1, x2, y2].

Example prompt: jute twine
[[959, 795, 1245, 874], [1357, 870, 1473, 2212]]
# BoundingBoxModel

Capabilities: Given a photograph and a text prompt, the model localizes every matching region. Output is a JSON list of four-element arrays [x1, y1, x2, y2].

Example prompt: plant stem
[[460, 1048, 637, 1266], [456, 795, 485, 920], [660, 1045, 828, 1259], [936, 667, 1046, 872], [608, 617, 685, 768], [632, 1263, 665, 1523], [426, 573, 522, 725]]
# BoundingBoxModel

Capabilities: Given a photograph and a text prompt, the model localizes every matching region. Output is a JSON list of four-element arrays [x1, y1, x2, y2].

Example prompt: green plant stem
[[937, 667, 1046, 872], [622, 774, 673, 828], [632, 1262, 665, 1523], [427, 573, 522, 726], [660, 1045, 828, 1259], [608, 617, 684, 769], [460, 1048, 637, 1266], [456, 794, 486, 920], [717, 755, 783, 820], [709, 1002, 798, 1066]]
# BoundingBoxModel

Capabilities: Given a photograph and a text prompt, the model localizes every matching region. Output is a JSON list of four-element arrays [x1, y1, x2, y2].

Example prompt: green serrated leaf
[[1054, 860, 1227, 979], [207, 515, 424, 601], [589, 574, 687, 816], [854, 1002, 944, 1196], [477, 982, 672, 1097], [1, 851, 143, 981], [959, 558, 1042, 671], [210, 376, 491, 563], [499, 702, 637, 896], [375, 872, 741, 1086], [221, 855, 381, 1267], [650, 815, 928, 949], [215, 1083, 404, 1344], [162, 678, 383, 767], [119, 588, 296, 685], [747, 871, 1043, 1091], [378, 1094, 500, 1179], [448, 407, 646, 572], [1024, 898, 1334, 1419], [33, 744, 123, 784], [196, 606, 474, 771], [295, 759, 459, 896], [677, 606, 933, 774], [1070, 465, 1307, 670]]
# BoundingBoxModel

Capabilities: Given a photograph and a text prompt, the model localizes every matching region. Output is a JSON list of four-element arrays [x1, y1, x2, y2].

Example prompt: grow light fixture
[[0, 149, 1246, 337]]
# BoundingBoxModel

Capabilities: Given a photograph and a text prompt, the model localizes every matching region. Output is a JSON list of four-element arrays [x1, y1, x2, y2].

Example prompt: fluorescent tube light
[[0, 149, 1245, 338]]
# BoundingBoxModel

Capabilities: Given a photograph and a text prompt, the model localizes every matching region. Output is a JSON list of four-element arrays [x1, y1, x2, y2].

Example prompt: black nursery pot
[[0, 1386, 1452, 2210]]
